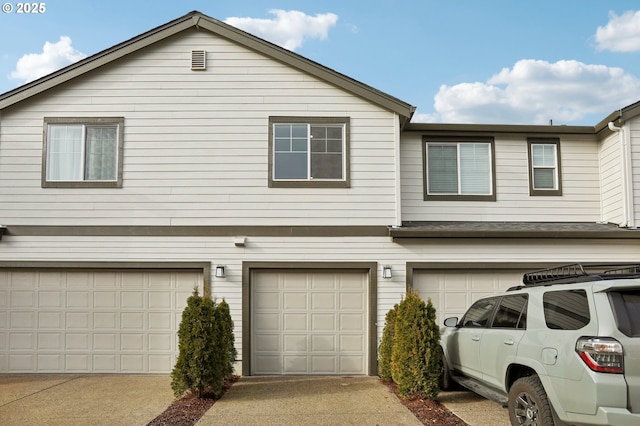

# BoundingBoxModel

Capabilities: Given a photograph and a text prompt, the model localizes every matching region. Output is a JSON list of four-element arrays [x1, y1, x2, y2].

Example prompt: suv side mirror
[[444, 317, 459, 327]]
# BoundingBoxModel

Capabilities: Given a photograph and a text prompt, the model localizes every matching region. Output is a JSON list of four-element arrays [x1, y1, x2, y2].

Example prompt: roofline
[[0, 11, 415, 123], [404, 122, 595, 135], [595, 99, 640, 134]]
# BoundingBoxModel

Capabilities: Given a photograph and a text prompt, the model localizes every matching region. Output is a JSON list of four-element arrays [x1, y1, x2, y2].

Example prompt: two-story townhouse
[[1, 11, 639, 376]]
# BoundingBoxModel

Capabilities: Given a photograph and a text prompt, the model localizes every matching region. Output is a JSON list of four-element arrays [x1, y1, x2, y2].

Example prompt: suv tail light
[[576, 337, 624, 374]]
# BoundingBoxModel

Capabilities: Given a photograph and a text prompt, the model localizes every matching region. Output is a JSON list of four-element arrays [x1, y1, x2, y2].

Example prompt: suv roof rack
[[521, 263, 640, 286]]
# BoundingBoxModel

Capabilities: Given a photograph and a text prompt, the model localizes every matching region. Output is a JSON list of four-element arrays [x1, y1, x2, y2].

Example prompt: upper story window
[[269, 117, 350, 188], [43, 117, 124, 188], [528, 139, 561, 196], [423, 137, 495, 201]]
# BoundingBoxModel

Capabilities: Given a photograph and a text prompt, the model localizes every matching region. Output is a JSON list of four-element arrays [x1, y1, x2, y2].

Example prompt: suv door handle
[[472, 335, 480, 341], [504, 338, 514, 346]]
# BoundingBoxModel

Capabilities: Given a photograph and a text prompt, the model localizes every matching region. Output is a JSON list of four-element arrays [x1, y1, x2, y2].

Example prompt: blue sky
[[1, 0, 639, 125]]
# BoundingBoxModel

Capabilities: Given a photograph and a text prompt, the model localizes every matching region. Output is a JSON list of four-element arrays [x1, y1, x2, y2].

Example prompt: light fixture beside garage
[[383, 265, 392, 279], [215, 265, 226, 278]]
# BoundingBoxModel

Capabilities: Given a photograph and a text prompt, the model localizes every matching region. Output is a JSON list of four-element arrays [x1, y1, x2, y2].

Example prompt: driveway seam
[[0, 374, 85, 408]]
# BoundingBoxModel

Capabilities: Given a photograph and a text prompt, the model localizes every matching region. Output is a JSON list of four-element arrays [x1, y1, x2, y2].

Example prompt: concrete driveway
[[0, 374, 509, 426], [0, 374, 174, 425]]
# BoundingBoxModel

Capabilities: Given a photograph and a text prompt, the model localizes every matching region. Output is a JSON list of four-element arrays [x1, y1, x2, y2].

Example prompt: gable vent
[[191, 50, 206, 70]]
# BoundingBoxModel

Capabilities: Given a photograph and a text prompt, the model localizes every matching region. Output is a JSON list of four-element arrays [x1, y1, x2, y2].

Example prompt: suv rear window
[[543, 289, 590, 330], [608, 290, 640, 337]]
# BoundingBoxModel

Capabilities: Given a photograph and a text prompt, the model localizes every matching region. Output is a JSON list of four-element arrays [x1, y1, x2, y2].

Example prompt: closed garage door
[[251, 270, 368, 375], [413, 268, 528, 327], [0, 269, 202, 373]]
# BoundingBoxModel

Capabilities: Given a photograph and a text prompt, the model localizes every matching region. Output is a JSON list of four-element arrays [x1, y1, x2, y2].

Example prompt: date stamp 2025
[[2, 2, 46, 14]]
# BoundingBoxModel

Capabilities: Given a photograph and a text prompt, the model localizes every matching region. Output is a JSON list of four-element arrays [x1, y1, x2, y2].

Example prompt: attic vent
[[191, 50, 206, 70]]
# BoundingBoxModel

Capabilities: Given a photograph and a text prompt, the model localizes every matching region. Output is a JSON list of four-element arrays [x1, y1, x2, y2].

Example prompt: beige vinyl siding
[[599, 130, 624, 225], [4, 234, 640, 372], [400, 132, 601, 221], [0, 30, 398, 227]]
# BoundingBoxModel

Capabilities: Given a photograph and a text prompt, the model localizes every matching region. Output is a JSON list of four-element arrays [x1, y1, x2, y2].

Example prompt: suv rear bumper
[[565, 407, 640, 426]]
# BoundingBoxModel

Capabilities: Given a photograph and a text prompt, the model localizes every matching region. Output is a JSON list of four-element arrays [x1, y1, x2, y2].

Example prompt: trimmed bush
[[378, 304, 398, 381], [214, 299, 237, 378], [170, 289, 236, 398], [423, 297, 441, 398], [390, 291, 441, 399]]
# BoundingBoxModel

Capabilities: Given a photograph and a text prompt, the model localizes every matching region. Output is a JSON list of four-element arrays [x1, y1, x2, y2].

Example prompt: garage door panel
[[311, 314, 335, 331], [284, 292, 307, 309], [284, 334, 307, 351], [340, 356, 363, 373], [252, 270, 368, 375], [10, 312, 33, 328], [312, 356, 336, 373], [311, 334, 336, 351], [12, 291, 34, 307], [283, 355, 307, 373], [340, 334, 364, 352], [0, 269, 201, 373], [311, 293, 335, 309]]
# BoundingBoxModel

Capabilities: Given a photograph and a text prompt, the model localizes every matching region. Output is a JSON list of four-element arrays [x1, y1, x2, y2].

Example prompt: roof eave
[[404, 122, 595, 135]]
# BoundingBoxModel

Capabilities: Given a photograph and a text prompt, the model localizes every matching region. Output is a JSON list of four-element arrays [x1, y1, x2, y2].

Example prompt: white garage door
[[251, 270, 368, 375], [0, 269, 202, 373], [413, 269, 527, 327]]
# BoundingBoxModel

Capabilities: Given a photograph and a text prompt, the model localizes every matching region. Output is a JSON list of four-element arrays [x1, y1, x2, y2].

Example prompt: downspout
[[608, 120, 635, 228], [393, 113, 402, 227]]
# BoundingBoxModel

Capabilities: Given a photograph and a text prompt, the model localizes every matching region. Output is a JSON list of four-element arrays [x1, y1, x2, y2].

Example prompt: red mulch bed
[[146, 376, 239, 426], [147, 376, 467, 426]]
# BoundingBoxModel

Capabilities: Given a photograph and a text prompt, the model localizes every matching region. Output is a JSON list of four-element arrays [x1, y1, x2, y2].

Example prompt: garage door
[[0, 269, 202, 373], [413, 269, 527, 327], [251, 270, 368, 375]]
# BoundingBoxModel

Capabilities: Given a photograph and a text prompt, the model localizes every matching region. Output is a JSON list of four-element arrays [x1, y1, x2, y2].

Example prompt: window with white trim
[[528, 139, 561, 196], [269, 117, 349, 188], [424, 138, 495, 201], [43, 117, 124, 188]]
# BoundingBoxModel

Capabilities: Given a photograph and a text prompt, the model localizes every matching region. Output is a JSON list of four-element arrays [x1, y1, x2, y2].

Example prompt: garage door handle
[[504, 339, 514, 346]]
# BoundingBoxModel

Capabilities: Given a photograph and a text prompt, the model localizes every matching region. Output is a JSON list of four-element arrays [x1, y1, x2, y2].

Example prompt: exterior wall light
[[383, 265, 392, 279], [215, 265, 226, 278]]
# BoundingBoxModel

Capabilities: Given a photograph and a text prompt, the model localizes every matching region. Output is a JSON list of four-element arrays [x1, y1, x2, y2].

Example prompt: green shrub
[[170, 289, 236, 398], [423, 297, 441, 398], [215, 299, 237, 378], [390, 291, 441, 399], [378, 304, 398, 381]]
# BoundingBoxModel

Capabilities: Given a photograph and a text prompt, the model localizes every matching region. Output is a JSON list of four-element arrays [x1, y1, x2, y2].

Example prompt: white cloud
[[595, 10, 640, 52], [415, 59, 640, 125], [9, 36, 86, 83], [225, 9, 338, 51]]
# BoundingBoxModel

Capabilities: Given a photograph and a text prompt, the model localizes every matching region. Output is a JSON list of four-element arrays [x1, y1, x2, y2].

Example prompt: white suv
[[440, 263, 640, 426]]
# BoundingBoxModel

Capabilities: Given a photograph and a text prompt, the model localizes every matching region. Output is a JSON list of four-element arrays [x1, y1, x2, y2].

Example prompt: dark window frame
[[422, 136, 496, 201], [460, 296, 500, 328], [268, 116, 350, 188], [42, 117, 124, 188], [491, 294, 528, 329], [527, 138, 562, 196]]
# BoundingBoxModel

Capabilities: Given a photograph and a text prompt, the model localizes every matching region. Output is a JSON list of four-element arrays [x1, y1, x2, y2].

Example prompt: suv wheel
[[508, 376, 554, 426]]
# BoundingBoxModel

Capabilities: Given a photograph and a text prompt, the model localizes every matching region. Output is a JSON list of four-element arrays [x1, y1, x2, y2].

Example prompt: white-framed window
[[424, 138, 495, 201], [43, 117, 124, 188], [269, 117, 349, 188], [528, 139, 561, 196]]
